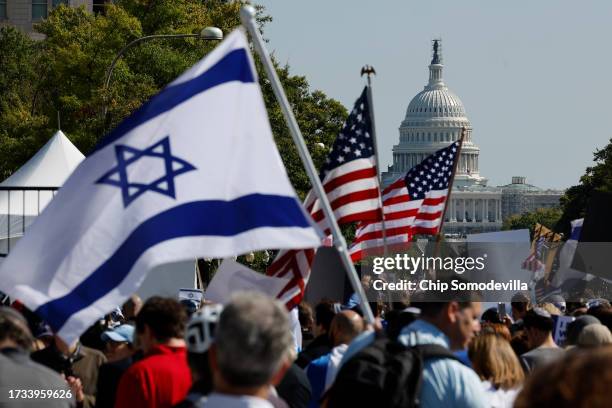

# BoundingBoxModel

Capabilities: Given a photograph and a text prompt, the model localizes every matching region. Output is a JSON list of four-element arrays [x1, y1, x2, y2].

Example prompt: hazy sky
[[255, 0, 612, 189]]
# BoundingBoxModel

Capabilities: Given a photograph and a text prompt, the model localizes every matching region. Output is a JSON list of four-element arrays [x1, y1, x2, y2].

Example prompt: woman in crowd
[[468, 333, 524, 408], [514, 346, 612, 408]]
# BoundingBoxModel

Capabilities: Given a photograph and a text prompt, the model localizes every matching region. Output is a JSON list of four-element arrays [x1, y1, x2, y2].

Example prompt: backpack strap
[[412, 344, 460, 362]]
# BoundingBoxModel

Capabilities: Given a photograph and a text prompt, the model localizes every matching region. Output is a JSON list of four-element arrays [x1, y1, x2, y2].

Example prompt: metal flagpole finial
[[361, 65, 376, 85]]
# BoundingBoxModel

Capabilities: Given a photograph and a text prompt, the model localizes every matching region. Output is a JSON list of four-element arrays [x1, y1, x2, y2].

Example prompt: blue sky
[[255, 0, 612, 189]]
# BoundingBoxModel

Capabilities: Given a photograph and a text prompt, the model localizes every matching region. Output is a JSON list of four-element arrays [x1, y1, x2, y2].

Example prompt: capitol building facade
[[381, 40, 562, 235]]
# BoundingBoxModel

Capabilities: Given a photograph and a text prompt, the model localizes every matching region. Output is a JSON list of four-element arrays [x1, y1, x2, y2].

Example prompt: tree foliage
[[502, 207, 562, 239], [0, 1, 347, 199], [557, 138, 612, 236]]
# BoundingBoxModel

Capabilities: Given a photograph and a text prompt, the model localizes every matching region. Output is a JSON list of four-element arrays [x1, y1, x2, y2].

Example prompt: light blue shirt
[[398, 320, 488, 408]]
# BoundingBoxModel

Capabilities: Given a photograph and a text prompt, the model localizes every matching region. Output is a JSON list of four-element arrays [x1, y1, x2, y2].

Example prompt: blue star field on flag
[[319, 87, 374, 179], [404, 141, 460, 200], [96, 136, 196, 207]]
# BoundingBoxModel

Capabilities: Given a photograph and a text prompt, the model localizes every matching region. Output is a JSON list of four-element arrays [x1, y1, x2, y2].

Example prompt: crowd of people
[[1, 287, 612, 408]]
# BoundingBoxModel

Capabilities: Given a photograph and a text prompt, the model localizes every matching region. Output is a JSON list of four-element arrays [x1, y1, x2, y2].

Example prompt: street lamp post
[[102, 27, 223, 125]]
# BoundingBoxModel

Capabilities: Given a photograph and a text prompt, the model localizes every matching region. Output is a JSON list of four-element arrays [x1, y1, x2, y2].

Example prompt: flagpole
[[240, 6, 375, 324], [361, 66, 388, 256], [431, 127, 466, 269], [436, 127, 466, 239]]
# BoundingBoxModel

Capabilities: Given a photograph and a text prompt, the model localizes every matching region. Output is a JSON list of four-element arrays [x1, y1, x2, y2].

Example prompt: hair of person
[[588, 307, 612, 332], [135, 296, 187, 342], [468, 333, 524, 390], [410, 277, 481, 318], [214, 292, 293, 388], [0, 307, 34, 351], [577, 324, 612, 348], [122, 294, 143, 321], [514, 346, 612, 408], [511, 292, 531, 313], [314, 300, 336, 332], [565, 315, 601, 346], [537, 302, 562, 316], [481, 322, 511, 342], [481, 307, 503, 324], [510, 331, 530, 357], [298, 301, 314, 328], [523, 308, 555, 333]]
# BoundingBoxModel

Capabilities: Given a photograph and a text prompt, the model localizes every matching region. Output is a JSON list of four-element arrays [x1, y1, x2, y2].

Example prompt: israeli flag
[[0, 30, 321, 344]]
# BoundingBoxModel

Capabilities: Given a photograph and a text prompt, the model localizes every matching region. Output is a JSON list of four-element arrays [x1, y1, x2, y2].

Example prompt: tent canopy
[[0, 131, 84, 242], [1, 130, 85, 188]]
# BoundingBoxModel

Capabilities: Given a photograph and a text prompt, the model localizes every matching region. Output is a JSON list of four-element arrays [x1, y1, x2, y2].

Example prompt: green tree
[[0, 1, 347, 200], [0, 26, 48, 180], [557, 138, 612, 236], [502, 207, 562, 239]]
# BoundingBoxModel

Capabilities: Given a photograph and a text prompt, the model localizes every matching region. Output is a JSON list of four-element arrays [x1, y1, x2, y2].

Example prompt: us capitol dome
[[381, 40, 561, 234]]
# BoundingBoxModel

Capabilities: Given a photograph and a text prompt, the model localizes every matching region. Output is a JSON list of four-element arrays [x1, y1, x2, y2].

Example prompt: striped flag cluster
[[522, 223, 562, 276], [349, 141, 461, 262], [267, 88, 383, 309]]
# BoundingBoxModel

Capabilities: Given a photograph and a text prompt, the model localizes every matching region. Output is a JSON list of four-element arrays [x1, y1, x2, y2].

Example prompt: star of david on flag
[[0, 30, 321, 344], [96, 137, 196, 207]]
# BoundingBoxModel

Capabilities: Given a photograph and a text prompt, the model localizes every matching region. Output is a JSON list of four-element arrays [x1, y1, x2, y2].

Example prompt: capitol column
[[480, 198, 485, 222], [496, 200, 501, 222], [470, 199, 475, 223], [483, 200, 489, 222]]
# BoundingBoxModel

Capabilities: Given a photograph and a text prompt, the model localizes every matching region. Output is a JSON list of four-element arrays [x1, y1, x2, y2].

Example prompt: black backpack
[[325, 335, 459, 408]]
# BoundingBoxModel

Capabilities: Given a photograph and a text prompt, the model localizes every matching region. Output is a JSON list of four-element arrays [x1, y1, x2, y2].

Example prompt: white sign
[[204, 259, 291, 304]]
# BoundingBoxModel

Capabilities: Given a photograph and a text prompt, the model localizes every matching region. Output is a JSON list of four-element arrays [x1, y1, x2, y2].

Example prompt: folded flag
[[0, 29, 321, 344], [349, 141, 461, 262]]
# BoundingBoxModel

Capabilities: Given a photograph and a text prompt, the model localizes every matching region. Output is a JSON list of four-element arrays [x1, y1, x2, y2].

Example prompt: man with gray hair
[[202, 292, 294, 408]]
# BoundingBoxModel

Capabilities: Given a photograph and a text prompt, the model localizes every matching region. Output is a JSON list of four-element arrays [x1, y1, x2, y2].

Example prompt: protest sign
[[553, 315, 575, 345]]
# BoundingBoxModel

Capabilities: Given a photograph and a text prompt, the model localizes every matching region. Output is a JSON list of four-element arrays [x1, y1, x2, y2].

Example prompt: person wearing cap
[[546, 294, 567, 315], [519, 307, 565, 373], [101, 324, 135, 362], [174, 304, 223, 408], [96, 324, 140, 408]]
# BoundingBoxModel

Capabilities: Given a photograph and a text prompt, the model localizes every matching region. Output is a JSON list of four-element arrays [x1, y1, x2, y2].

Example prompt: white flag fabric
[[204, 259, 291, 304], [0, 29, 320, 344]]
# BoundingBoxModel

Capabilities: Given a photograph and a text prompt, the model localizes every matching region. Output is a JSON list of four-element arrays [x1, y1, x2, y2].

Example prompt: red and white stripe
[[348, 177, 448, 262], [267, 157, 382, 309]]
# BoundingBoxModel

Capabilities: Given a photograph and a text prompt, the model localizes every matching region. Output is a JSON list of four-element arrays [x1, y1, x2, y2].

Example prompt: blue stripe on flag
[[36, 194, 310, 331], [95, 48, 255, 152]]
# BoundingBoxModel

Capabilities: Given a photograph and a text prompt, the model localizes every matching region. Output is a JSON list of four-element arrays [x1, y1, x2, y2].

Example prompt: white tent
[[0, 130, 84, 246]]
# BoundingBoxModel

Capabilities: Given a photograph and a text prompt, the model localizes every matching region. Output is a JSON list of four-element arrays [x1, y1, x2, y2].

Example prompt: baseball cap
[[101, 324, 135, 344]]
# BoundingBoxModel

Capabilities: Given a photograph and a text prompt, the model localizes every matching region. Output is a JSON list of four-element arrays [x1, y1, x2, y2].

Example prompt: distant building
[[0, 1, 107, 38], [381, 40, 564, 235], [381, 39, 502, 235], [500, 176, 563, 220]]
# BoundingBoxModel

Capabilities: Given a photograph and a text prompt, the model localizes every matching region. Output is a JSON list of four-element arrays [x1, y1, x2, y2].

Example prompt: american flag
[[349, 141, 461, 262], [267, 87, 383, 309]]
